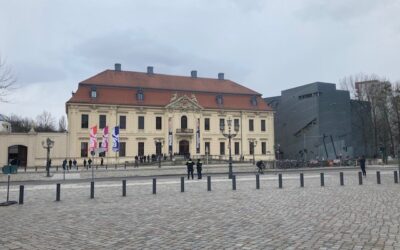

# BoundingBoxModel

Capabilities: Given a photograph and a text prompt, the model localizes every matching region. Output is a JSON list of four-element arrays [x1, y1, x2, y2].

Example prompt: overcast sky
[[1, 0, 400, 121]]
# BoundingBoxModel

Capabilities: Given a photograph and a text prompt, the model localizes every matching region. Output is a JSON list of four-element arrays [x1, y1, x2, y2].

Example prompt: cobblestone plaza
[[1, 170, 400, 249]]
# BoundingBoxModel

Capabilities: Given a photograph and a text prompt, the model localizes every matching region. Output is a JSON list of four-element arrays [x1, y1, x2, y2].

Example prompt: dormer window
[[136, 88, 144, 101], [90, 87, 97, 98], [250, 96, 258, 106], [216, 95, 223, 105]]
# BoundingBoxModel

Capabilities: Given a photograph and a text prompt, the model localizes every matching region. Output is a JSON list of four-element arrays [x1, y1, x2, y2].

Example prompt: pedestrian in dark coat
[[196, 159, 203, 179], [186, 158, 195, 180], [73, 159, 77, 169], [88, 158, 92, 168], [359, 155, 366, 177], [83, 159, 87, 168], [68, 159, 72, 170], [62, 159, 67, 171], [100, 158, 104, 166]]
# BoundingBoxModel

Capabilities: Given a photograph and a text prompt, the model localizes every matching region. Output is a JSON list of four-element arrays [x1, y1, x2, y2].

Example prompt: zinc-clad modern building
[[66, 64, 275, 164], [265, 82, 373, 160]]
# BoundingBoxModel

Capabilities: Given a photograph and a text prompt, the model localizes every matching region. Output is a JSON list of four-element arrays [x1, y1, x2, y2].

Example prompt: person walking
[[83, 159, 87, 169], [62, 159, 67, 171], [186, 158, 194, 180], [359, 155, 366, 177], [88, 158, 92, 168], [100, 157, 104, 166], [68, 159, 72, 170], [196, 159, 203, 179], [73, 159, 77, 169]]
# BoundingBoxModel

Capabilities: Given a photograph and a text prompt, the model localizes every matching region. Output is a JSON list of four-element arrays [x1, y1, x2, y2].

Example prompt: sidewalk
[[1, 163, 398, 184]]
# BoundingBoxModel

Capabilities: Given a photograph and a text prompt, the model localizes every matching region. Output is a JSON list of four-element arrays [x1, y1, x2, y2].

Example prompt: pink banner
[[89, 125, 97, 152]]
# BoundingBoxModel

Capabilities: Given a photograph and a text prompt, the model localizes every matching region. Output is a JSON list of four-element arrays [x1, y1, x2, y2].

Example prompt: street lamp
[[41, 138, 54, 177], [220, 118, 239, 179], [154, 138, 165, 168], [249, 139, 258, 165]]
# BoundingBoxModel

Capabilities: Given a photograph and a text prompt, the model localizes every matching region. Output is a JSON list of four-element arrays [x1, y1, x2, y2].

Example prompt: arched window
[[181, 116, 187, 129]]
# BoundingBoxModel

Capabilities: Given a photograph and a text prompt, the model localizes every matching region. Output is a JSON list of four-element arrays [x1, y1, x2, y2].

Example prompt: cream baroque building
[[66, 64, 275, 164], [0, 64, 274, 167]]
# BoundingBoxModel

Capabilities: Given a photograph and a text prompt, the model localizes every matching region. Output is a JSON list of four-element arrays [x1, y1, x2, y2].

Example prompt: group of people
[[185, 158, 203, 180], [61, 158, 101, 170]]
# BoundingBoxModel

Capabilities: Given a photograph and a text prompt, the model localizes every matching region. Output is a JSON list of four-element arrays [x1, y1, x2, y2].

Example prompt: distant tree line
[[6, 111, 67, 133], [340, 73, 400, 160]]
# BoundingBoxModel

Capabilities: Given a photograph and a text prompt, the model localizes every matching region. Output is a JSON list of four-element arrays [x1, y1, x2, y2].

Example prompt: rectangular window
[[249, 141, 254, 155], [204, 118, 210, 131], [262, 142, 266, 155], [156, 117, 162, 130], [138, 142, 144, 156], [261, 120, 266, 132], [99, 142, 105, 157], [119, 116, 126, 129], [234, 119, 239, 129], [99, 115, 106, 129], [138, 116, 144, 130], [219, 118, 225, 130], [81, 114, 89, 129], [80, 142, 88, 157], [220, 142, 225, 155], [205, 142, 210, 154], [234, 142, 240, 155], [119, 142, 126, 157], [249, 119, 254, 131]]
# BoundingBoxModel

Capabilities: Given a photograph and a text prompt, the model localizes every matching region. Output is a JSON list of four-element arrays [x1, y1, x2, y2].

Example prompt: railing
[[176, 128, 194, 134]]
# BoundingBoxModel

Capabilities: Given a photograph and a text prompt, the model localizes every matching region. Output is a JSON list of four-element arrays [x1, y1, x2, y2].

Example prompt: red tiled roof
[[67, 69, 272, 111], [80, 70, 259, 95]]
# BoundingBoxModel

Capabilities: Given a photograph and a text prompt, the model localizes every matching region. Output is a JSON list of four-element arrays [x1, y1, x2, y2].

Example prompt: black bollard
[[90, 181, 94, 199], [278, 174, 282, 189], [320, 173, 324, 186], [300, 173, 304, 187], [153, 178, 156, 194], [340, 172, 344, 186], [377, 171, 381, 184], [394, 171, 398, 184], [19, 185, 24, 205], [232, 175, 236, 190], [122, 180, 126, 197], [207, 176, 211, 191], [181, 177, 185, 192], [358, 172, 363, 185], [56, 183, 61, 201], [256, 174, 260, 190]]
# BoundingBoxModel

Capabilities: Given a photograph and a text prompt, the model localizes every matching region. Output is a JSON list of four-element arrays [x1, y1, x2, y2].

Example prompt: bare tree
[[0, 56, 16, 102], [35, 111, 56, 132], [6, 114, 34, 132], [58, 115, 67, 132]]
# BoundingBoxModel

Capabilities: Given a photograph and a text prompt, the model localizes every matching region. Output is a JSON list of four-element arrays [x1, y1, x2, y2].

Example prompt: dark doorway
[[8, 145, 28, 166], [179, 140, 190, 156]]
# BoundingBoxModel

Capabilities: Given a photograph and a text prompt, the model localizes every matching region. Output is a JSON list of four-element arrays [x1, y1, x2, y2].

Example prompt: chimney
[[218, 73, 224, 80], [191, 70, 197, 78], [114, 63, 121, 71], [147, 66, 154, 74]]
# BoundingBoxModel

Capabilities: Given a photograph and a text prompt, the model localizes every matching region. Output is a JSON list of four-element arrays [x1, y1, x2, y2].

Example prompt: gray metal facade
[[265, 82, 372, 160]]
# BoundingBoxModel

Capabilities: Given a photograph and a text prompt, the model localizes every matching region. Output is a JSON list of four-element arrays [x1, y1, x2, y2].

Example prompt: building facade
[[265, 82, 373, 160], [66, 64, 275, 164]]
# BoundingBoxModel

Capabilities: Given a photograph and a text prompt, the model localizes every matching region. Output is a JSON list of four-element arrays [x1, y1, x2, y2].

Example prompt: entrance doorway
[[8, 145, 28, 166], [179, 140, 190, 156]]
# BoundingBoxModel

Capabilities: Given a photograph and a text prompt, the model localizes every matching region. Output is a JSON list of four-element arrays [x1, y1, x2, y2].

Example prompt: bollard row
[[16, 171, 400, 205]]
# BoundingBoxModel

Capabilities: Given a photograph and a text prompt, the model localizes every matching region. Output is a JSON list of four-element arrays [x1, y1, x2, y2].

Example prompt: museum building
[[66, 64, 274, 164], [0, 64, 274, 167]]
